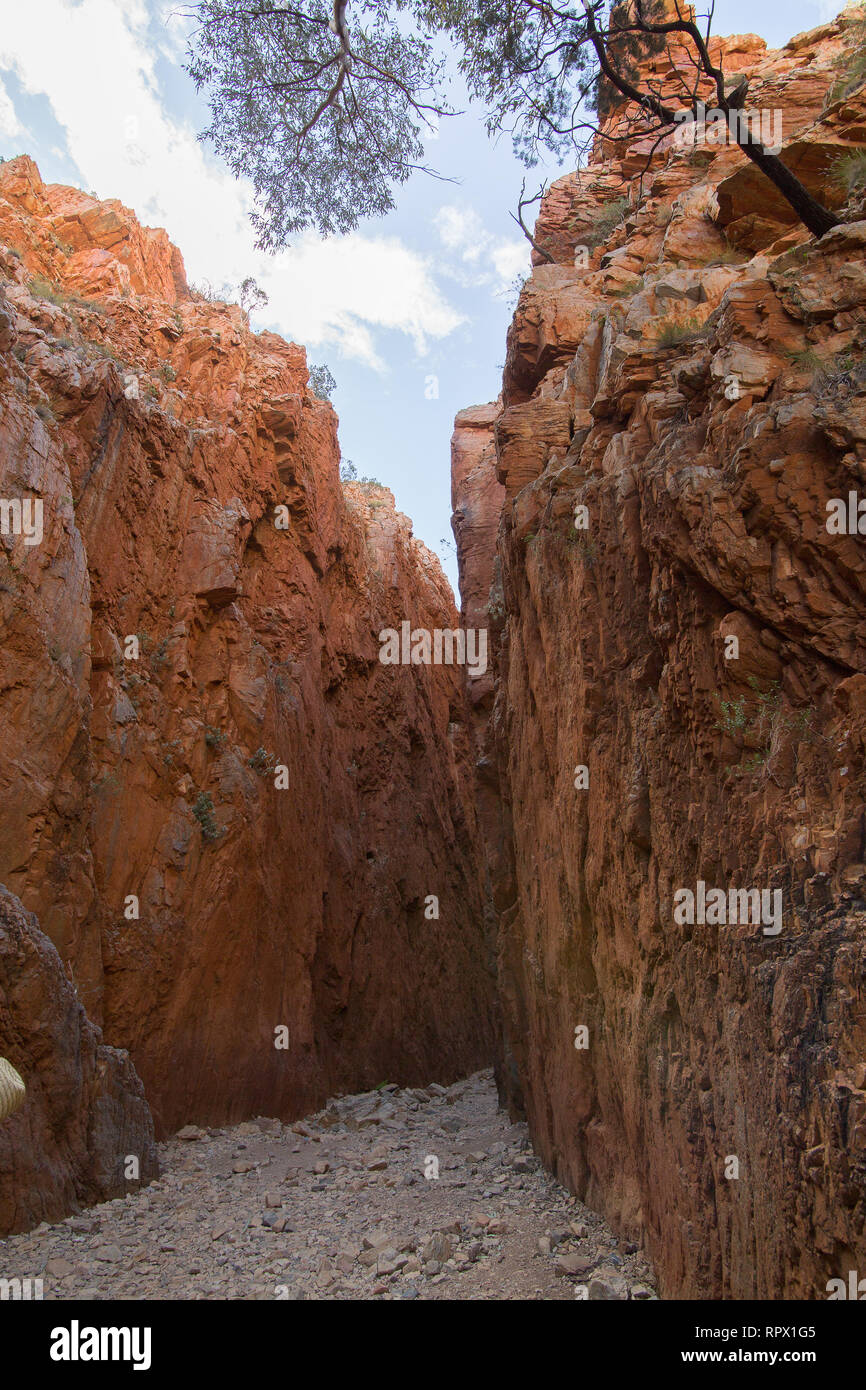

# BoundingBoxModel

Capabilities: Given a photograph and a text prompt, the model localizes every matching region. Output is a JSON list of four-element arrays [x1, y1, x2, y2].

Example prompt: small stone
[[588, 1270, 628, 1300], [421, 1232, 453, 1263], [94, 1245, 123, 1262], [313, 1160, 330, 1174], [45, 1258, 74, 1278], [362, 1232, 392, 1251], [555, 1253, 595, 1278], [176, 1124, 206, 1141]]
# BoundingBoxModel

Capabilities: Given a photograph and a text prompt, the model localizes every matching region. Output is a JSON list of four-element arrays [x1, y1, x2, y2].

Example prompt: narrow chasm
[[1, 4, 866, 1306]]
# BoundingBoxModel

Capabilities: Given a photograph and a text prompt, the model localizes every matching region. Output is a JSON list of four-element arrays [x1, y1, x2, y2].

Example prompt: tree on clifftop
[[186, 0, 841, 246]]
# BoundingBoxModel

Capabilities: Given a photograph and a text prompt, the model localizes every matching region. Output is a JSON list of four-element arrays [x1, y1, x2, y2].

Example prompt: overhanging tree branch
[[510, 179, 554, 262], [188, 0, 844, 246], [581, 0, 838, 238]]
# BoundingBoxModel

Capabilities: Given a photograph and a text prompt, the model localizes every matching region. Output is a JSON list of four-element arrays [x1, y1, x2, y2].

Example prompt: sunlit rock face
[[0, 155, 496, 1164], [453, 12, 866, 1298]]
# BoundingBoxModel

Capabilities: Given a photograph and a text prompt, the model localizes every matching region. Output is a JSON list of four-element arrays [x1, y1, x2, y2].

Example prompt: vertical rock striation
[[453, 13, 866, 1297], [0, 155, 495, 1185]]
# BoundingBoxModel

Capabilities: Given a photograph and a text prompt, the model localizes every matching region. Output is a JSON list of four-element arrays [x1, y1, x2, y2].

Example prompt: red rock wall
[[0, 156, 495, 1152], [0, 886, 157, 1235], [453, 14, 866, 1298]]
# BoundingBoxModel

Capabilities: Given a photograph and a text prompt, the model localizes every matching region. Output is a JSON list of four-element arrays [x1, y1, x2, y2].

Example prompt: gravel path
[[1, 1069, 657, 1300]]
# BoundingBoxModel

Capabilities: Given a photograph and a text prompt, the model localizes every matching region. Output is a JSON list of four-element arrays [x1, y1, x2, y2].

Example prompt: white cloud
[[0, 0, 463, 370], [434, 201, 528, 294], [0, 76, 24, 141], [435, 205, 488, 262], [152, 0, 189, 60], [491, 239, 529, 284], [265, 233, 464, 371]]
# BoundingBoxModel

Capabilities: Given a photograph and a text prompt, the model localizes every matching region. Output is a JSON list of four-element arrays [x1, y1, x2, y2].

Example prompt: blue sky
[[0, 0, 838, 594]]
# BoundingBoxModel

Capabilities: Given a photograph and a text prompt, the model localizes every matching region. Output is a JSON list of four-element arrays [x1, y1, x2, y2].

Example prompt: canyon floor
[[1, 1070, 656, 1301]]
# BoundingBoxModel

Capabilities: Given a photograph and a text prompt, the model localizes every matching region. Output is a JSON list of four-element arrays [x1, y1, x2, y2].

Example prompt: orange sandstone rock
[[0, 156, 495, 1165], [454, 11, 866, 1298]]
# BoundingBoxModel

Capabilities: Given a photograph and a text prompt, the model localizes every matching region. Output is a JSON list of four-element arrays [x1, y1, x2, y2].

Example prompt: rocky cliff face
[[0, 886, 157, 1234], [453, 12, 866, 1298], [0, 154, 495, 1191]]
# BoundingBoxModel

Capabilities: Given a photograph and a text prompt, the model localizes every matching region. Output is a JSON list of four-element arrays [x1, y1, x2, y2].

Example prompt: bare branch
[[510, 179, 553, 263]]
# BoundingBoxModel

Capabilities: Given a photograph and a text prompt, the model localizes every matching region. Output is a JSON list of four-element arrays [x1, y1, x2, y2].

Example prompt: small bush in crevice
[[192, 791, 223, 842], [577, 196, 630, 250], [248, 746, 275, 776], [831, 148, 866, 196], [150, 636, 170, 669], [655, 315, 707, 348], [825, 6, 866, 107]]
